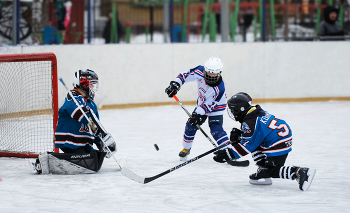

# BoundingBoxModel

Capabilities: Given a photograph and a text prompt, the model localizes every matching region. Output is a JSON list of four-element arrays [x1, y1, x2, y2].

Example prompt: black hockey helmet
[[227, 92, 252, 123], [72, 69, 99, 100]]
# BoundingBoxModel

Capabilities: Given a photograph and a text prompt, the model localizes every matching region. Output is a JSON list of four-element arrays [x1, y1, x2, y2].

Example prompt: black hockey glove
[[213, 148, 235, 163], [165, 81, 180, 98], [230, 128, 242, 144], [188, 112, 205, 126]]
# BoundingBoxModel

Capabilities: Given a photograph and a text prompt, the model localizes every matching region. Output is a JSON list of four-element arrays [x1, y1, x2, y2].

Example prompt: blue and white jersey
[[229, 105, 293, 159], [55, 89, 100, 151], [174, 65, 227, 116]]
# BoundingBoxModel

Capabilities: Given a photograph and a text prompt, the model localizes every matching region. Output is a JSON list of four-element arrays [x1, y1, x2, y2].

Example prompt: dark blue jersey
[[55, 89, 100, 151], [230, 105, 293, 159]]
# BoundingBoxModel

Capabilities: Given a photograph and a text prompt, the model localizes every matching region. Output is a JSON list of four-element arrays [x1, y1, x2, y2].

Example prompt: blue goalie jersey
[[55, 89, 100, 151], [229, 105, 293, 159]]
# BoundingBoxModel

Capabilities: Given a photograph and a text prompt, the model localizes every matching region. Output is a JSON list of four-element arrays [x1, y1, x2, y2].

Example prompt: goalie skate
[[30, 159, 42, 174]]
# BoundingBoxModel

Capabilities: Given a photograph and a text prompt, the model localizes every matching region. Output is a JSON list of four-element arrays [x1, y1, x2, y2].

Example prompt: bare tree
[[42, 0, 50, 27], [32, 0, 42, 44]]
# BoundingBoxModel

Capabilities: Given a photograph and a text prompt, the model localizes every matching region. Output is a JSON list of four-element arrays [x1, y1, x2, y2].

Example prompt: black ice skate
[[249, 167, 272, 185], [179, 148, 191, 161], [295, 167, 316, 191], [31, 158, 42, 174]]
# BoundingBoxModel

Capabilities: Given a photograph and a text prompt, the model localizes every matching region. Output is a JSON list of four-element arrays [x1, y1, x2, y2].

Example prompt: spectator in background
[[103, 11, 124, 43], [53, 0, 66, 30], [318, 6, 344, 40]]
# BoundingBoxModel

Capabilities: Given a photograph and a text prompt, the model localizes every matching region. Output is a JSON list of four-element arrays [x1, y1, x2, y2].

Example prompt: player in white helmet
[[165, 57, 230, 160]]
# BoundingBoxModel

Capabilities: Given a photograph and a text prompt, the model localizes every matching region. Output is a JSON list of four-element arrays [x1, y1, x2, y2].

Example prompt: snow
[[1, 101, 350, 212]]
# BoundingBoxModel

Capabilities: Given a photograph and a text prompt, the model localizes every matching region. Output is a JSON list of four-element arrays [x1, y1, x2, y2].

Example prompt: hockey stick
[[173, 95, 249, 167], [59, 77, 121, 169], [173, 95, 217, 147], [121, 141, 230, 184]]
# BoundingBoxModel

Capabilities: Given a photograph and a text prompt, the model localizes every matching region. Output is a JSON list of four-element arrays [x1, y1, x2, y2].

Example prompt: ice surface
[[1, 101, 350, 213]]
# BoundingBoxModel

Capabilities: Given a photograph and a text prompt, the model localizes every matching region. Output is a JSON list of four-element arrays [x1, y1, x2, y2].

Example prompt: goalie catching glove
[[213, 148, 235, 163], [97, 133, 117, 158]]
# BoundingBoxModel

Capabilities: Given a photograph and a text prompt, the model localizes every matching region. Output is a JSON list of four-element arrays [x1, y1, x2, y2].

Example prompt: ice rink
[[1, 101, 350, 213]]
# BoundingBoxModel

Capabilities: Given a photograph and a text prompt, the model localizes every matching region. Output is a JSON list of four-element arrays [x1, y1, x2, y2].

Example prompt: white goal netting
[[0, 54, 57, 157]]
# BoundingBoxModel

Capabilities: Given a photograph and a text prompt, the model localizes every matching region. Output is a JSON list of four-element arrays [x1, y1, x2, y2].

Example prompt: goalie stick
[[121, 141, 230, 184], [173, 95, 249, 167], [59, 77, 121, 169]]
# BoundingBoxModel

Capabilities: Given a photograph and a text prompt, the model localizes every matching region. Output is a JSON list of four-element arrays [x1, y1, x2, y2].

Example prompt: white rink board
[[263, 42, 350, 98], [2, 42, 349, 107]]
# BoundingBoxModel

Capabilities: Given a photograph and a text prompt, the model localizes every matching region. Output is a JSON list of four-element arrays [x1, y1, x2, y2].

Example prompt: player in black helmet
[[213, 92, 316, 191]]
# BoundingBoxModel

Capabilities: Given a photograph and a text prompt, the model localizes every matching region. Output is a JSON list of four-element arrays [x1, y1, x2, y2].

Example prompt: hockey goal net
[[0, 53, 59, 157]]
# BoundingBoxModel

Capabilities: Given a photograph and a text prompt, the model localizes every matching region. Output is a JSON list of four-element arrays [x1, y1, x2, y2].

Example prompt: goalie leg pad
[[38, 152, 50, 174], [39, 151, 106, 175]]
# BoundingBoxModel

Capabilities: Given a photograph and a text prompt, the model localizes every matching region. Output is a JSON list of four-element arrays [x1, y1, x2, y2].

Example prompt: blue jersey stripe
[[214, 83, 225, 102]]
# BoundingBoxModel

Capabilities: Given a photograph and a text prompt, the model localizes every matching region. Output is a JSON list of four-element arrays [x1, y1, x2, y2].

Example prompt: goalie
[[32, 69, 116, 175]]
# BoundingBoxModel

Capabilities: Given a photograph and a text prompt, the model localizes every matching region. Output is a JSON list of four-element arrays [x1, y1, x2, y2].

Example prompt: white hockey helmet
[[203, 57, 223, 85], [72, 69, 99, 100]]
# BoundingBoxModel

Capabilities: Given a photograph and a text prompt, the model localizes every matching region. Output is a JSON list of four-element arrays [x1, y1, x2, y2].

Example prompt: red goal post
[[0, 53, 59, 157]]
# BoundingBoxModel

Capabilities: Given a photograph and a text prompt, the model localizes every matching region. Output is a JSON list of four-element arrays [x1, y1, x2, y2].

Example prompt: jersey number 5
[[268, 119, 289, 137]]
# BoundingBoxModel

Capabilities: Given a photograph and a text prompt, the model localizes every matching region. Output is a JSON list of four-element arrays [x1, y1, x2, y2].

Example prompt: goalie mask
[[203, 57, 223, 86], [227, 92, 252, 123], [72, 69, 99, 100]]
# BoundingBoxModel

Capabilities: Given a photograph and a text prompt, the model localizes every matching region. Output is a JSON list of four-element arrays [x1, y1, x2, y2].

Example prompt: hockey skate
[[179, 148, 191, 161], [295, 167, 316, 191], [249, 167, 273, 185], [30, 159, 42, 174]]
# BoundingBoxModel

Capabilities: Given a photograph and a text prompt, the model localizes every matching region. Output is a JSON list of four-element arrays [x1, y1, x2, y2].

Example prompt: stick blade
[[227, 160, 250, 167], [121, 167, 145, 184]]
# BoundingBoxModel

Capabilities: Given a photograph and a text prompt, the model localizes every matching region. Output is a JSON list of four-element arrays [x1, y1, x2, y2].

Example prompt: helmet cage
[[227, 107, 236, 121], [88, 80, 99, 100], [203, 69, 221, 85], [227, 103, 248, 122]]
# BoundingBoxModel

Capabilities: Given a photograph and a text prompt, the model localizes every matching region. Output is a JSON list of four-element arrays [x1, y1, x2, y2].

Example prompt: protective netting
[[0, 59, 55, 156]]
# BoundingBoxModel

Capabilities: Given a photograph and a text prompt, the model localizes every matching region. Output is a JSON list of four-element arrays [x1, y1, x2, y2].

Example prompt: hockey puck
[[154, 144, 159, 151]]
